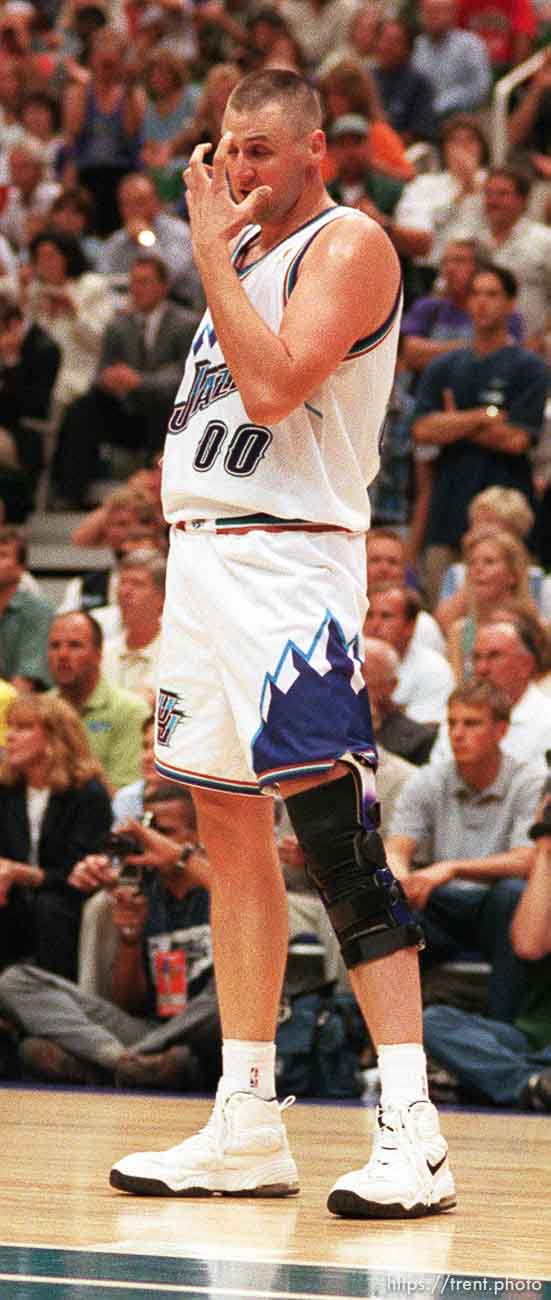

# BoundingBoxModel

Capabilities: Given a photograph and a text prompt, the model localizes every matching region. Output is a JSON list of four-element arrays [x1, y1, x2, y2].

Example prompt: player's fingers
[[184, 142, 213, 190], [188, 141, 213, 168], [211, 131, 233, 188], [246, 184, 272, 220]]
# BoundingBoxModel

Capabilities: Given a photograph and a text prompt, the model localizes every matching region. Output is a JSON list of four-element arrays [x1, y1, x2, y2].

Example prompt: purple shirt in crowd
[[400, 295, 524, 343]]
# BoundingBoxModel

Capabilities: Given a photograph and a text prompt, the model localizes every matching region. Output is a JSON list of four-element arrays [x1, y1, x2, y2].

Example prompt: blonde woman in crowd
[[435, 487, 551, 633], [0, 693, 111, 980], [445, 528, 544, 683]]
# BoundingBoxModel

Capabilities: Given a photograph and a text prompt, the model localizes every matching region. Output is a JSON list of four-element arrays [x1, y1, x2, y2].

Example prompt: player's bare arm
[[184, 133, 401, 425]]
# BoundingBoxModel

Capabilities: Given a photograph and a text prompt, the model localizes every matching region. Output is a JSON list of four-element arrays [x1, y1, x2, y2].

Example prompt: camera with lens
[[99, 830, 144, 888]]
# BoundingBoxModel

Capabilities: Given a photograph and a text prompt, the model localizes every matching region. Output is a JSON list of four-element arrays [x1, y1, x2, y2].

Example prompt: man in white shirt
[[365, 584, 455, 724], [366, 528, 445, 655], [452, 166, 551, 346], [430, 618, 551, 774], [102, 552, 165, 706], [0, 136, 60, 251]]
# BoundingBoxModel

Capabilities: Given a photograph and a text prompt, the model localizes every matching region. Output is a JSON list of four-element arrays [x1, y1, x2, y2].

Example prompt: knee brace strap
[[285, 770, 424, 969]]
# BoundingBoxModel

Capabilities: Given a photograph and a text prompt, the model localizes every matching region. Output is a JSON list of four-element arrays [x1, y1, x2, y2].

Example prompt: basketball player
[[110, 70, 456, 1219]]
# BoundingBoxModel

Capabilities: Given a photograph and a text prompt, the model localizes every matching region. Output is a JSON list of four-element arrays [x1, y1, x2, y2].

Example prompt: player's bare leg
[[110, 789, 298, 1199], [192, 790, 288, 1041], [349, 946, 422, 1042]]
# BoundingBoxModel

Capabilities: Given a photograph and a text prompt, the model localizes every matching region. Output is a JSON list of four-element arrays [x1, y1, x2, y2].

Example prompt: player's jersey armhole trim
[[282, 209, 349, 303], [346, 280, 403, 359], [231, 223, 261, 273], [235, 207, 345, 281]]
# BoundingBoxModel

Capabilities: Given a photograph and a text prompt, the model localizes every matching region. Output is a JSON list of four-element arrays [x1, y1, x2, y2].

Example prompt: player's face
[[222, 102, 322, 225]]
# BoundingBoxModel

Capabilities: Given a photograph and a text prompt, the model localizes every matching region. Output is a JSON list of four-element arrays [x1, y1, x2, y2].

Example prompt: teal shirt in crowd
[[0, 588, 53, 686]]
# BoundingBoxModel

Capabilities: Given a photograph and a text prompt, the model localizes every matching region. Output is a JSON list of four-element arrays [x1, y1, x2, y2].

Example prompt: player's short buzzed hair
[[227, 70, 322, 135]]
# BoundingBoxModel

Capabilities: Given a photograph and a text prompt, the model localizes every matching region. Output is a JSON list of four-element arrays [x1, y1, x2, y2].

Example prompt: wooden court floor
[[1, 1085, 550, 1299]]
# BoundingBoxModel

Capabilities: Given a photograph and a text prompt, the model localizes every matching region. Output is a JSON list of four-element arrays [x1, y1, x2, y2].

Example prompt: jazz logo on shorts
[[157, 689, 187, 747]]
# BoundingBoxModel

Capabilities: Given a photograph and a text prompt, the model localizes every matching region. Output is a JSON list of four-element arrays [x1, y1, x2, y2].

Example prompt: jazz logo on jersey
[[168, 361, 237, 435], [157, 689, 187, 747]]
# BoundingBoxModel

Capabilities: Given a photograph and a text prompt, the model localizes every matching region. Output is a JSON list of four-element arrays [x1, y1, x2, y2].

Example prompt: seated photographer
[[0, 785, 221, 1090], [423, 784, 551, 1111], [77, 712, 166, 996]]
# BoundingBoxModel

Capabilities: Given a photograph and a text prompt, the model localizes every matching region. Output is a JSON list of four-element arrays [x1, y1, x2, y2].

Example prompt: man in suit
[[52, 255, 198, 508]]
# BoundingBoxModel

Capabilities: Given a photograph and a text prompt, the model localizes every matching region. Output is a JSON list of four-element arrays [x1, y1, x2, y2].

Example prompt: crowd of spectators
[[0, 0, 549, 1107]]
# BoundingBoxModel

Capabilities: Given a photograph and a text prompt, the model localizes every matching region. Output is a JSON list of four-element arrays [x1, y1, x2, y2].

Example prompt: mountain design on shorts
[[251, 612, 377, 778]]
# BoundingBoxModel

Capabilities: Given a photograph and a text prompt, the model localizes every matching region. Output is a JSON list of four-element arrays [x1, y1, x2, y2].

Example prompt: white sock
[[377, 1042, 429, 1109], [222, 1039, 276, 1100]]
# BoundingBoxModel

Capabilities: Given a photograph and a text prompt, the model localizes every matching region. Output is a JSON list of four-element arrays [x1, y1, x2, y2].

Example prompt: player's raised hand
[[184, 134, 272, 250]]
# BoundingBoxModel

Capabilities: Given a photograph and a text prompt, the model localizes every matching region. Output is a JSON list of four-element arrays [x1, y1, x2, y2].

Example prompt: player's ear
[[309, 128, 326, 163]]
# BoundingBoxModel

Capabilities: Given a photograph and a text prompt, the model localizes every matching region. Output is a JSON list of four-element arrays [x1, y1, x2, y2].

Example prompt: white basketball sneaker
[[327, 1099, 456, 1219], [110, 1087, 299, 1197]]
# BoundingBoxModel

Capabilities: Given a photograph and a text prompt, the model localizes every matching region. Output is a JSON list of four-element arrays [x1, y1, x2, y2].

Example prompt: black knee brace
[[284, 761, 424, 969]]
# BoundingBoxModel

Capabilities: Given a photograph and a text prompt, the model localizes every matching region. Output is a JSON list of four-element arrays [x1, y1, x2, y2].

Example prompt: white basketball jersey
[[162, 206, 402, 531]]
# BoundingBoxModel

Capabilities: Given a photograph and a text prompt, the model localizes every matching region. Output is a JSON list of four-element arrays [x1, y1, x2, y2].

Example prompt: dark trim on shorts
[[155, 758, 265, 797]]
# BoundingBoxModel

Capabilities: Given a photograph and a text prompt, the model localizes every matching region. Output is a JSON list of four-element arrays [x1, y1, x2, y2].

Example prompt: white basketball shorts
[[154, 525, 377, 796]]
